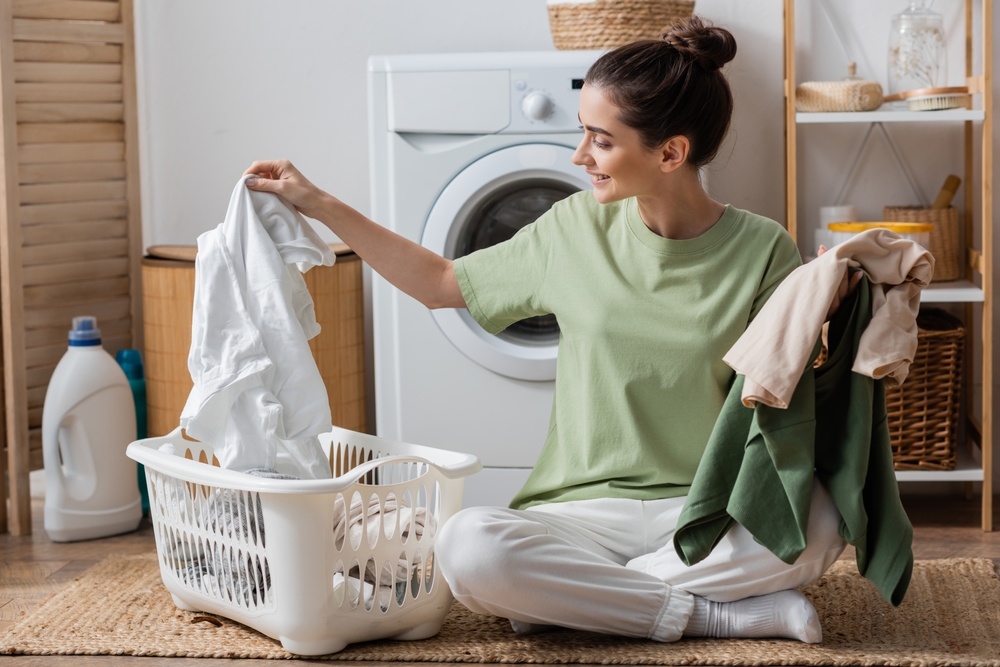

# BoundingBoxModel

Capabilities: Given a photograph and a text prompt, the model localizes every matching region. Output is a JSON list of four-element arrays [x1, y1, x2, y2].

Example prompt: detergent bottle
[[42, 316, 143, 542], [116, 349, 149, 516]]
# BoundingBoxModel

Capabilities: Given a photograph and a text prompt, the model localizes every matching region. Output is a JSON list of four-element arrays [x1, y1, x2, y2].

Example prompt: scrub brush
[[884, 86, 970, 111]]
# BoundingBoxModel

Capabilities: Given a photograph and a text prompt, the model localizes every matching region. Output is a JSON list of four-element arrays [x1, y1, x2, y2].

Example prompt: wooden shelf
[[797, 109, 985, 124], [895, 445, 984, 482], [920, 280, 985, 303], [785, 0, 993, 531]]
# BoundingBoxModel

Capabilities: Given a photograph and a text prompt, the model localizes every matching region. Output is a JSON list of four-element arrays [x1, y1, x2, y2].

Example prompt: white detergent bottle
[[42, 316, 142, 542]]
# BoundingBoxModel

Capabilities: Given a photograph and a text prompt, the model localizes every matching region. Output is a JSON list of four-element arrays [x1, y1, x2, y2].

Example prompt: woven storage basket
[[884, 205, 962, 281], [795, 80, 884, 112], [141, 244, 366, 437], [547, 0, 695, 50], [887, 308, 964, 471]]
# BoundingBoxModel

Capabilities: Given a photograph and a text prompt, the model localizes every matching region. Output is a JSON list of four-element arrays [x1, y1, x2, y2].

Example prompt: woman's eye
[[592, 137, 611, 150]]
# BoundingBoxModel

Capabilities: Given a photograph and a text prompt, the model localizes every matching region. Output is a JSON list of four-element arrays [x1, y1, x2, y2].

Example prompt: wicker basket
[[887, 308, 964, 471], [141, 244, 366, 438], [547, 0, 696, 50], [795, 79, 884, 112], [883, 205, 962, 281]]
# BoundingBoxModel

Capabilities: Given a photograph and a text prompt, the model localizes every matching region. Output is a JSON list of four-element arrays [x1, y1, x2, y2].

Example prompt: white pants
[[436, 478, 846, 643]]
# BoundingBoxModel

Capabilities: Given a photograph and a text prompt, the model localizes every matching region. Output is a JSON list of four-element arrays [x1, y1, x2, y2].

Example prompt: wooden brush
[[931, 174, 961, 209]]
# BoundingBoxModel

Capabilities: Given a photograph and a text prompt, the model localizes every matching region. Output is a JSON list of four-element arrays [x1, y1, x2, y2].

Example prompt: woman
[[244, 17, 858, 644]]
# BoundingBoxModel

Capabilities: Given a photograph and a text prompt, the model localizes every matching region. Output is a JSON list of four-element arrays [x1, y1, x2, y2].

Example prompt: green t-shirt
[[453, 192, 801, 510]]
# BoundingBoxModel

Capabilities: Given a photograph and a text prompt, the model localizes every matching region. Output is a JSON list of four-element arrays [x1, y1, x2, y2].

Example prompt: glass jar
[[887, 0, 947, 97]]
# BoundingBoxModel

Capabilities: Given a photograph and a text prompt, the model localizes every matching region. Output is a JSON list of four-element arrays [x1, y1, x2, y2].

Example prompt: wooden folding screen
[[0, 0, 143, 535]]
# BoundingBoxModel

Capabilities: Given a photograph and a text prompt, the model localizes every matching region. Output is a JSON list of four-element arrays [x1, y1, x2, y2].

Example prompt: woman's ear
[[659, 135, 690, 173]]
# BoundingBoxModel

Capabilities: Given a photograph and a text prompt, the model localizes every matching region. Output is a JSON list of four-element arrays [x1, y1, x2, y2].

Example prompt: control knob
[[522, 92, 554, 121]]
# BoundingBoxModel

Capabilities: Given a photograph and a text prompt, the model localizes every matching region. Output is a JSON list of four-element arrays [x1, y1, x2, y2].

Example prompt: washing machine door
[[422, 143, 590, 381]]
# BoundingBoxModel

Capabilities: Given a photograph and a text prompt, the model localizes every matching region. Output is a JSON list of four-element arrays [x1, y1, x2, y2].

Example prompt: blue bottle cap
[[116, 349, 145, 380], [68, 316, 101, 347]]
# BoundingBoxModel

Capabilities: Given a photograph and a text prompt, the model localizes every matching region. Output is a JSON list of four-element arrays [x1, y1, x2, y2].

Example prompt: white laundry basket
[[126, 426, 481, 656]]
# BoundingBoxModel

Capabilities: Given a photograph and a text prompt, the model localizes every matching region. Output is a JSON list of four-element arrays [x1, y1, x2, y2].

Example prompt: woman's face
[[571, 84, 672, 204]]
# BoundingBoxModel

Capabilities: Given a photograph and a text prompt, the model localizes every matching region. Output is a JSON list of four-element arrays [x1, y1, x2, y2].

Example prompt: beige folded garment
[[723, 228, 933, 409]]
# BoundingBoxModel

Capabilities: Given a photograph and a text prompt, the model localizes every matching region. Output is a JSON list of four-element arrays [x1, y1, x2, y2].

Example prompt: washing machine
[[368, 51, 600, 507]]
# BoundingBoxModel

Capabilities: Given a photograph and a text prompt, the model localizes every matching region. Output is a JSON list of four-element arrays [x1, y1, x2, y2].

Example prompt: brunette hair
[[584, 16, 737, 167]]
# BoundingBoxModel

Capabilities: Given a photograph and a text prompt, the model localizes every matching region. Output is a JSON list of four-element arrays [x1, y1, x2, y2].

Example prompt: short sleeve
[[453, 218, 551, 335], [749, 230, 802, 322]]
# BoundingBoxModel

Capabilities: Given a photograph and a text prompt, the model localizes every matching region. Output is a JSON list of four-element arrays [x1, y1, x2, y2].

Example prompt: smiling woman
[[243, 14, 854, 649]]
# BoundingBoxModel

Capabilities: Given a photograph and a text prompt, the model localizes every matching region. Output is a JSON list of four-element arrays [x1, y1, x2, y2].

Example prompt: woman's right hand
[[243, 159, 332, 220]]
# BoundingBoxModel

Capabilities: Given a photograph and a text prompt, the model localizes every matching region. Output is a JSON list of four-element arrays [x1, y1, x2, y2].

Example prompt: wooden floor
[[1, 495, 999, 666]]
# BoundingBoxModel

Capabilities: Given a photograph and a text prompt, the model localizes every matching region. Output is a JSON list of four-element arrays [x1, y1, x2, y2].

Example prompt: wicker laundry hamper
[[547, 0, 695, 50], [887, 308, 964, 471], [883, 205, 962, 282], [141, 244, 366, 437]]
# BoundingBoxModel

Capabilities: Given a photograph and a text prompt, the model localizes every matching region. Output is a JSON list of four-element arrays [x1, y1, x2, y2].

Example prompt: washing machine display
[[369, 51, 602, 507]]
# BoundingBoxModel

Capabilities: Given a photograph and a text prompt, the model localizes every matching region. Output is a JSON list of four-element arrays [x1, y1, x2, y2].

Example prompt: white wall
[[133, 0, 1000, 490]]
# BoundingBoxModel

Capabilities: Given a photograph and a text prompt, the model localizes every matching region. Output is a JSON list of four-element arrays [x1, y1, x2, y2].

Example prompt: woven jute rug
[[2, 554, 999, 664]]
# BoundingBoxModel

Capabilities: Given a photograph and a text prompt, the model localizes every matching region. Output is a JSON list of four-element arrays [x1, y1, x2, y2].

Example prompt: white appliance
[[368, 51, 600, 507]]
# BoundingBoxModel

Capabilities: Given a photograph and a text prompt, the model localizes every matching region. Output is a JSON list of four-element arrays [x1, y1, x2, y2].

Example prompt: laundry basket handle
[[333, 454, 437, 487]]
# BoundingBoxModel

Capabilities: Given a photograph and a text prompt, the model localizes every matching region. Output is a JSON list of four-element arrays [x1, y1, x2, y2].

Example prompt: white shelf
[[797, 109, 985, 124], [920, 280, 985, 303], [895, 445, 983, 482]]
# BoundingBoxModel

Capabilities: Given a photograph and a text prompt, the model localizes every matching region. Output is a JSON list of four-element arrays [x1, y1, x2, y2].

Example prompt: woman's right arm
[[243, 159, 465, 310]]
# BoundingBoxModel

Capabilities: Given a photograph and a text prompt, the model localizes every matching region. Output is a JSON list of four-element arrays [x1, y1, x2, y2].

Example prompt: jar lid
[[828, 222, 934, 233]]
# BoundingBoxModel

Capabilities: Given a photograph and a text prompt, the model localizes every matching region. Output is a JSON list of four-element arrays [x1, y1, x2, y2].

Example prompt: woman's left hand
[[817, 245, 863, 320]]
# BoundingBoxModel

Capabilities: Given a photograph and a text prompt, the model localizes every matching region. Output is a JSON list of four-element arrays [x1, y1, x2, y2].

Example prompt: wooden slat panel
[[26, 333, 130, 377], [26, 367, 53, 390], [16, 102, 122, 122], [20, 161, 125, 184], [22, 238, 127, 265], [25, 316, 129, 349], [17, 122, 122, 144], [19, 180, 125, 204], [120, 0, 142, 354], [26, 343, 64, 367], [28, 447, 41, 471], [14, 62, 120, 84], [15, 82, 121, 103], [23, 296, 129, 329], [18, 199, 126, 225], [13, 0, 121, 22], [23, 256, 128, 286], [27, 404, 41, 427], [1, 0, 32, 534], [27, 427, 39, 452], [18, 140, 122, 163], [13, 41, 121, 63], [21, 218, 126, 244], [12, 19, 125, 44], [23, 276, 130, 309], [25, 387, 44, 409]]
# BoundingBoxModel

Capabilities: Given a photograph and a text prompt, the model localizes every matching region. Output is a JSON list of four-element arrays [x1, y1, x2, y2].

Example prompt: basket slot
[[425, 549, 435, 595], [409, 550, 422, 600]]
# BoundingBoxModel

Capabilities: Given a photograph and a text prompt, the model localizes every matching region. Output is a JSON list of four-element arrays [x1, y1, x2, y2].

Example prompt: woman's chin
[[589, 186, 623, 205]]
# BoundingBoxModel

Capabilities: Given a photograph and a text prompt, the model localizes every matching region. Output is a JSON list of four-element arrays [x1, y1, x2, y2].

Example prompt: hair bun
[[661, 16, 737, 72]]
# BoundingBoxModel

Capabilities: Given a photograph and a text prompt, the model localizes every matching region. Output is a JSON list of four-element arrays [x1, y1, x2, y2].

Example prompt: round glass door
[[422, 144, 589, 381], [455, 178, 577, 346]]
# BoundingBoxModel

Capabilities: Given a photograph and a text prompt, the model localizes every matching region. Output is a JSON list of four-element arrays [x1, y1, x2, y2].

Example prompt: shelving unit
[[784, 0, 993, 529]]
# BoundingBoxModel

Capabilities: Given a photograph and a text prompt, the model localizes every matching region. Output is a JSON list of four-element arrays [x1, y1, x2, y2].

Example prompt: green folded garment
[[674, 277, 913, 607]]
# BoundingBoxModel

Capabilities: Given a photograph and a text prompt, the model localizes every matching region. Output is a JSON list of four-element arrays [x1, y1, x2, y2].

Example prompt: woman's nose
[[571, 139, 590, 166]]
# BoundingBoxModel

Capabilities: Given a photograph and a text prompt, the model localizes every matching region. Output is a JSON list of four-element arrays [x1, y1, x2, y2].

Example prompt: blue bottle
[[116, 349, 149, 516]]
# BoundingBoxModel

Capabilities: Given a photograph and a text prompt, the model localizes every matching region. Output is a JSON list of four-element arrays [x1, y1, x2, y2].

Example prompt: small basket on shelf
[[547, 0, 695, 51], [883, 205, 962, 282], [887, 308, 965, 471]]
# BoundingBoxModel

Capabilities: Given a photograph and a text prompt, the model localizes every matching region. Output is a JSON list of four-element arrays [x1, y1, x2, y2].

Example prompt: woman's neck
[[635, 169, 727, 240]]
